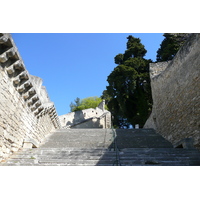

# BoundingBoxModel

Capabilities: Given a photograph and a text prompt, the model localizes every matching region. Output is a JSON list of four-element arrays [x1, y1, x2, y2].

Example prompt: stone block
[[23, 142, 33, 149], [1, 145, 10, 154], [0, 35, 9, 44], [6, 65, 15, 75], [0, 53, 7, 63], [23, 138, 39, 148], [11, 147, 19, 152], [174, 138, 195, 149]]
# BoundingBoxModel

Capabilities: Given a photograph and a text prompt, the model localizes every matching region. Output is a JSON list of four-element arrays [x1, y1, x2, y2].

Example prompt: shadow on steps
[[96, 129, 200, 166], [2, 128, 200, 166]]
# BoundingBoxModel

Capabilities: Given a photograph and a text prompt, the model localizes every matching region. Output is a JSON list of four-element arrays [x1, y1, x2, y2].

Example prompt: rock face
[[0, 33, 61, 162], [144, 34, 200, 149], [59, 100, 111, 129]]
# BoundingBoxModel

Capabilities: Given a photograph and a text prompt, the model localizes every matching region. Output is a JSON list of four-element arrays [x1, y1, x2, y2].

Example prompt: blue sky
[[3, 1, 198, 195], [11, 33, 164, 116]]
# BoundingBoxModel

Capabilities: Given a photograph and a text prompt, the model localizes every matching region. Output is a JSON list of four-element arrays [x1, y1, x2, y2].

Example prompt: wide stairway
[[1, 128, 200, 166]]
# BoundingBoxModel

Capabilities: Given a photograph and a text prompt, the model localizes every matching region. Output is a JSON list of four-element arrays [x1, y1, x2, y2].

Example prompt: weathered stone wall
[[144, 34, 200, 148], [59, 101, 111, 129], [0, 33, 61, 162], [70, 117, 105, 129]]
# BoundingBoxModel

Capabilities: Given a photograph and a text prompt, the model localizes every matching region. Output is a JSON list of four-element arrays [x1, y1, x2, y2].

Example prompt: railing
[[111, 127, 121, 166]]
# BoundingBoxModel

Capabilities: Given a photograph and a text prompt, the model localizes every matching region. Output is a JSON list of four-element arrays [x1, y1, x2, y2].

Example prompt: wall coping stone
[[23, 137, 39, 148]]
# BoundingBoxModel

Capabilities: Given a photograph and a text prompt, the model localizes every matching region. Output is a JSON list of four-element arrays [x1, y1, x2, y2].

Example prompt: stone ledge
[[0, 35, 9, 44], [23, 138, 39, 149], [174, 138, 195, 149], [0, 47, 17, 63]]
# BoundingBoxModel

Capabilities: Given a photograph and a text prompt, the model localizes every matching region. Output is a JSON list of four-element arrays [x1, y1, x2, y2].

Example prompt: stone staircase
[[1, 128, 200, 166]]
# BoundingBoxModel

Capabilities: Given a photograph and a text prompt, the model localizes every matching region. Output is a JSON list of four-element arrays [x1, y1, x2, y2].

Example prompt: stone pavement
[[1, 128, 200, 166]]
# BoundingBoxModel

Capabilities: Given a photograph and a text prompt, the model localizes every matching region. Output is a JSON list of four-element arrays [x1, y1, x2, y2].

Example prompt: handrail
[[111, 127, 121, 166]]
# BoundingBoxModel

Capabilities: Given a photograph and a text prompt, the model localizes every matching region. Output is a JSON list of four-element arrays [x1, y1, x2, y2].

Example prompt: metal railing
[[111, 127, 121, 166]]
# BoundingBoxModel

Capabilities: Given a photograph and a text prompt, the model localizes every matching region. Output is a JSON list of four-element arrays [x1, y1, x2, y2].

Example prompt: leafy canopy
[[156, 33, 190, 61], [70, 96, 103, 112], [102, 35, 152, 128]]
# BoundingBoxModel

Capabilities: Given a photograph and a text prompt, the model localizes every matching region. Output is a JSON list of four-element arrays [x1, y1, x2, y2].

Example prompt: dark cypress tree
[[103, 35, 152, 128], [156, 33, 190, 62]]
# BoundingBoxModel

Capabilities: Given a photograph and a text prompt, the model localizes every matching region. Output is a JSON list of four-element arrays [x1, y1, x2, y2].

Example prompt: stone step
[[10, 150, 200, 159], [3, 157, 200, 166], [42, 128, 173, 149], [10, 153, 117, 159], [119, 153, 200, 157], [120, 161, 199, 166], [40, 142, 111, 148], [24, 147, 109, 151], [115, 128, 162, 135], [120, 148, 199, 152], [6, 155, 117, 161], [120, 155, 190, 161], [40, 129, 113, 149], [54, 128, 110, 132], [2, 153, 200, 166], [119, 149, 200, 154], [4, 148, 200, 166], [4, 147, 117, 164], [119, 155, 200, 160], [115, 129, 173, 148], [2, 162, 114, 166], [2, 158, 116, 166], [2, 128, 200, 166], [121, 157, 200, 164], [19, 148, 113, 154], [18, 150, 112, 155]]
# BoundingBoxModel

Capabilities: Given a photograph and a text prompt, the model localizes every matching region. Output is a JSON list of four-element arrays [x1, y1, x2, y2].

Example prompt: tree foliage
[[70, 96, 102, 112], [156, 33, 190, 62], [102, 35, 152, 128]]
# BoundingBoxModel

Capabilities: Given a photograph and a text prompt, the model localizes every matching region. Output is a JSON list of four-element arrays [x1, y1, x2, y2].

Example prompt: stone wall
[[59, 101, 111, 129], [0, 33, 61, 162], [144, 34, 200, 148]]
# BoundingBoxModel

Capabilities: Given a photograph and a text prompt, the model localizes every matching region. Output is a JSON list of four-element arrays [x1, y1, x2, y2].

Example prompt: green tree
[[103, 35, 152, 128], [70, 97, 81, 112], [70, 96, 103, 112], [156, 33, 190, 61]]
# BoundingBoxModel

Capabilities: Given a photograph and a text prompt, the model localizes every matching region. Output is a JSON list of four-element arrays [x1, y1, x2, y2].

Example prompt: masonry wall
[[59, 103, 111, 129], [72, 118, 104, 128], [144, 34, 200, 148], [0, 33, 61, 162]]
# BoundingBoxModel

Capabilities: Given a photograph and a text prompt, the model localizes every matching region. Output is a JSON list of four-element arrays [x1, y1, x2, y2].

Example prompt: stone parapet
[[59, 102, 111, 129], [0, 33, 61, 162]]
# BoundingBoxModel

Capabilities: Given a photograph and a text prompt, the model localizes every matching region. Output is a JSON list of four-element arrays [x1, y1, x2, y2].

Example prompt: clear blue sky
[[3, 1, 198, 194], [11, 33, 164, 116]]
